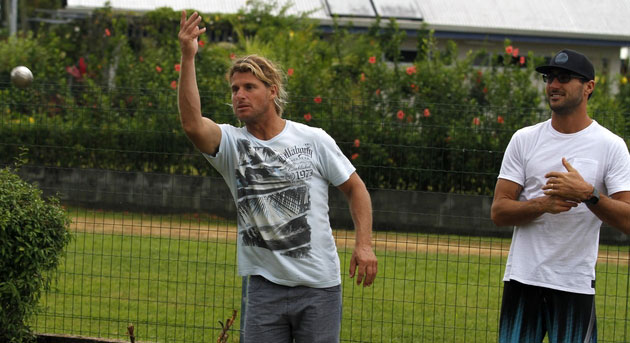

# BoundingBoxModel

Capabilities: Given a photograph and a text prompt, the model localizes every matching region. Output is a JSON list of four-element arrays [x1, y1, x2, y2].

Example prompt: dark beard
[[547, 92, 583, 115]]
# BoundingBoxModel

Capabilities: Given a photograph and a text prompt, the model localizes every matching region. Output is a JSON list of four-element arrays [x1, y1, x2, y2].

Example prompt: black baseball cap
[[535, 49, 595, 81]]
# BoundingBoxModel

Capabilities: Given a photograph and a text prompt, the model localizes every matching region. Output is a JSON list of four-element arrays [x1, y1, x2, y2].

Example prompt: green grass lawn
[[31, 210, 630, 342]]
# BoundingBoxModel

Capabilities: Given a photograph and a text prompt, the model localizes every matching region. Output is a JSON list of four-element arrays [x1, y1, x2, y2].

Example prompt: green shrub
[[0, 160, 71, 343]]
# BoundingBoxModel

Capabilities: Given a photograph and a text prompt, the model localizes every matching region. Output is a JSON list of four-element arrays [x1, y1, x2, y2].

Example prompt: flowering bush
[[0, 2, 627, 195]]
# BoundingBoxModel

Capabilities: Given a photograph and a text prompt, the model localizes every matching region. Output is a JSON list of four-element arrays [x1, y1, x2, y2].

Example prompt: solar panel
[[324, 0, 376, 18], [372, 0, 423, 20], [324, 0, 422, 20]]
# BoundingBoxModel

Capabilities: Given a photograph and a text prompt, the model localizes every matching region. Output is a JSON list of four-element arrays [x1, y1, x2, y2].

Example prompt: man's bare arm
[[542, 158, 630, 234], [491, 178, 577, 227], [337, 173, 377, 287], [586, 192, 630, 234], [177, 10, 221, 155]]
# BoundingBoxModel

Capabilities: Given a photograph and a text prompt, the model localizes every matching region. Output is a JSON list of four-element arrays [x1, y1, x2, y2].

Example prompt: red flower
[[79, 57, 87, 75], [304, 113, 312, 122], [174, 64, 181, 72], [198, 40, 205, 47], [423, 108, 431, 117], [406, 65, 417, 75], [519, 56, 526, 65], [353, 139, 360, 147], [313, 96, 322, 104], [155, 65, 162, 73], [505, 45, 513, 54], [445, 136, 452, 143], [473, 117, 481, 126], [351, 153, 359, 160], [287, 68, 294, 76], [105, 28, 111, 37], [512, 48, 519, 57], [230, 53, 236, 60], [170, 80, 177, 89], [368, 56, 376, 64], [410, 83, 416, 89], [497, 115, 505, 124], [483, 87, 488, 94], [396, 110, 405, 120]]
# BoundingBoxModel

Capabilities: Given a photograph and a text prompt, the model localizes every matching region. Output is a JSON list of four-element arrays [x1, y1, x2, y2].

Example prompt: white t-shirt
[[204, 120, 355, 288], [499, 119, 630, 294]]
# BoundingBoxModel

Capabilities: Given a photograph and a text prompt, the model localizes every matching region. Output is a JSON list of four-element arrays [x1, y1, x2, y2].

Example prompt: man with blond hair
[[177, 11, 377, 343]]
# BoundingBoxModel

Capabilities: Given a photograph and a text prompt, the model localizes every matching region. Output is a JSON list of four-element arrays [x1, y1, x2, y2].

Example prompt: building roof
[[65, 0, 630, 45]]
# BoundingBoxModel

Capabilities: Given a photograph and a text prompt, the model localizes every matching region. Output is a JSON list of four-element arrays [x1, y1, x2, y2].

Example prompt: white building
[[64, 0, 630, 78]]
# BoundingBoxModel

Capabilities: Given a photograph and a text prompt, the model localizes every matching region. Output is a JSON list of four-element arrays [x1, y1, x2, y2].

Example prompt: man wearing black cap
[[491, 49, 630, 342]]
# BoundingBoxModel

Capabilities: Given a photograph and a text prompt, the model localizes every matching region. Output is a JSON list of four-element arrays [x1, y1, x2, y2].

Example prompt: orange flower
[[155, 65, 162, 73], [368, 56, 376, 64], [396, 110, 405, 120], [170, 80, 177, 89], [105, 28, 111, 37], [360, 73, 365, 82], [410, 83, 416, 89], [353, 139, 360, 147], [313, 96, 322, 104], [423, 108, 431, 117], [505, 45, 513, 54], [519, 56, 526, 65], [497, 115, 505, 124], [304, 113, 312, 122], [287, 68, 294, 76], [473, 117, 481, 126], [139, 56, 144, 62], [351, 153, 359, 160], [375, 89, 381, 96], [406, 65, 417, 75]]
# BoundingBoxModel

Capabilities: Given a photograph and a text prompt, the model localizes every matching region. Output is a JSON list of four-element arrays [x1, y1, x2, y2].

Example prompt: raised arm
[[177, 10, 222, 155], [337, 172, 377, 287]]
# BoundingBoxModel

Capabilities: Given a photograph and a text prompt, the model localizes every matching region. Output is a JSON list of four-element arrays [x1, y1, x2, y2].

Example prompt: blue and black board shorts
[[499, 280, 596, 343]]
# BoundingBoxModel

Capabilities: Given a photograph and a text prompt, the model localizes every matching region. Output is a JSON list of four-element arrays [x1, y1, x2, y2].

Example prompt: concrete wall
[[19, 166, 629, 244]]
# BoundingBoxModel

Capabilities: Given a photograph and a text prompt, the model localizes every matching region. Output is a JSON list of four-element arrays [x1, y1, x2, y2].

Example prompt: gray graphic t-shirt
[[204, 120, 355, 287]]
